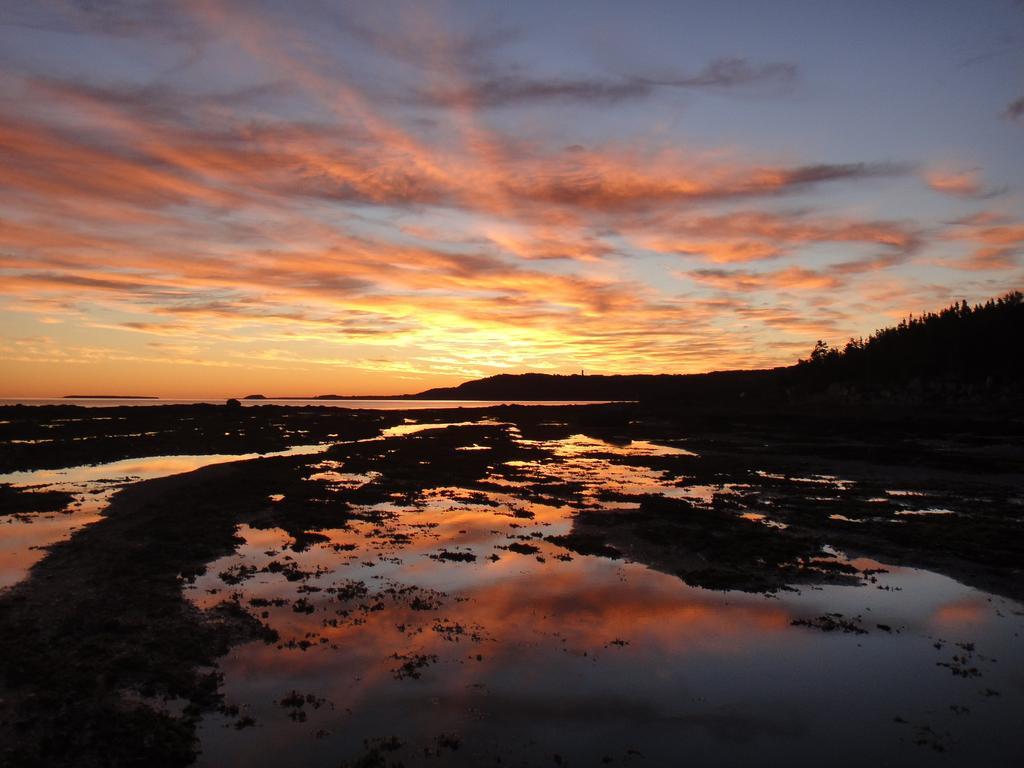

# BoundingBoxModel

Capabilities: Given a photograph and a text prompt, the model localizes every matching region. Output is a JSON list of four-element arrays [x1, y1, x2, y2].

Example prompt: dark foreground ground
[[1, 400, 1022, 767]]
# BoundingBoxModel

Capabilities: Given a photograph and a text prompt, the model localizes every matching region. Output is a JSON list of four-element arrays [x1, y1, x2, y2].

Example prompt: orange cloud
[[0, 4, 1019, 396], [687, 267, 843, 292], [941, 213, 1024, 271], [926, 168, 985, 197]]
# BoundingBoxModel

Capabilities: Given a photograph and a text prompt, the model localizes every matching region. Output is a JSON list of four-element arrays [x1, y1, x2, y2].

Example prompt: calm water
[[0, 422, 505, 587], [0, 398, 612, 410], [178, 434, 1023, 767], [2, 428, 1022, 766], [0, 443, 331, 588]]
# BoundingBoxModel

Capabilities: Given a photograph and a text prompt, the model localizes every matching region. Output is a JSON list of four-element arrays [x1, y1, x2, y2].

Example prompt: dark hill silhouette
[[412, 291, 1023, 404], [413, 370, 783, 403]]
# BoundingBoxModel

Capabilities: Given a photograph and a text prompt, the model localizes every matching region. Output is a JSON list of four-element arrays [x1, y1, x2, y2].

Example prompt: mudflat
[[1, 401, 1022, 767]]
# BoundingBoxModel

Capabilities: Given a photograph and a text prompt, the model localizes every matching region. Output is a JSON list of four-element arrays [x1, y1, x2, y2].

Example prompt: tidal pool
[[3, 417, 1022, 766], [167, 431, 1024, 767], [0, 444, 330, 588]]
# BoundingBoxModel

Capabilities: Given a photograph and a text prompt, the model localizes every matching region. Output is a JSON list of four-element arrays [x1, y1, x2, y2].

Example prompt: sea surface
[[0, 398, 611, 409]]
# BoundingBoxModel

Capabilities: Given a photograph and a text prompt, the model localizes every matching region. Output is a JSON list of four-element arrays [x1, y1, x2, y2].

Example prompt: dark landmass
[[414, 292, 1023, 403], [47, 292, 1024, 407], [0, 485, 75, 516], [412, 369, 779, 402], [798, 290, 1022, 385], [0, 404, 403, 473], [226, 293, 1021, 404], [230, 376, 773, 404]]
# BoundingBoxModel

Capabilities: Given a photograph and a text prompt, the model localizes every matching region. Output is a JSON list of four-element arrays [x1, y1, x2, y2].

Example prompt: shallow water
[[160, 432, 1024, 767], [0, 443, 330, 589], [0, 420, 527, 589], [3, 421, 1021, 765]]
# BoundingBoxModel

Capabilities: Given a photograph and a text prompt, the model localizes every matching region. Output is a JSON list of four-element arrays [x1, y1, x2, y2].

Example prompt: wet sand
[[1, 402, 1022, 766]]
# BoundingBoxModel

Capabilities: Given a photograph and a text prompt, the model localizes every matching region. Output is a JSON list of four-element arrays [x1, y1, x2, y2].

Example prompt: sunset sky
[[1, 0, 1022, 397]]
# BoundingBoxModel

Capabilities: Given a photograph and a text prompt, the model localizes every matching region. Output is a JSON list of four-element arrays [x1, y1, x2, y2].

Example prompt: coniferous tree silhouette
[[795, 291, 1023, 391]]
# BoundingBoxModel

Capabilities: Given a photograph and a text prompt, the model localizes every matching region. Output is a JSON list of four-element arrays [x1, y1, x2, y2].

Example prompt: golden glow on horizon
[[0, 2, 1022, 397]]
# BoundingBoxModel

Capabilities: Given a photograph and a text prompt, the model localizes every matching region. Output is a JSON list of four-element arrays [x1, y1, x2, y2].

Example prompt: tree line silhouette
[[795, 291, 1023, 391], [410, 291, 1022, 404]]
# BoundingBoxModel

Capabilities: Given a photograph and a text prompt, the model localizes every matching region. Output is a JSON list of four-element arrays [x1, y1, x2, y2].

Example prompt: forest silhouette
[[797, 291, 1023, 389], [411, 291, 1023, 404]]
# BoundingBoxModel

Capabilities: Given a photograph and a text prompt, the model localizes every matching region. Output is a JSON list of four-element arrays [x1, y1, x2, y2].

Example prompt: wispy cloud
[[411, 75, 650, 108], [941, 211, 1024, 270], [925, 168, 1003, 199], [410, 57, 797, 108], [1003, 96, 1024, 121], [687, 266, 843, 293], [0, 1, 1020, 394], [636, 57, 797, 90], [633, 210, 921, 263]]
